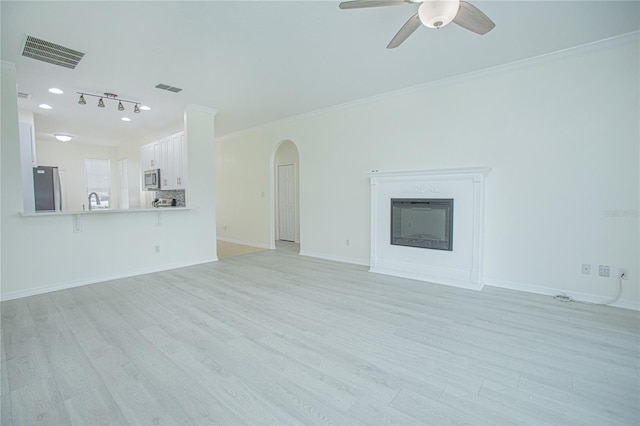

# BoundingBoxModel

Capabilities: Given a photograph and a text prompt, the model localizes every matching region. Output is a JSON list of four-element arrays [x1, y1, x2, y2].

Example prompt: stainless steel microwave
[[144, 169, 161, 191]]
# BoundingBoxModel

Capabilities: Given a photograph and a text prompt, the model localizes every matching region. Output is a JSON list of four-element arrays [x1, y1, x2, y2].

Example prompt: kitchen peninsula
[[3, 64, 218, 303]]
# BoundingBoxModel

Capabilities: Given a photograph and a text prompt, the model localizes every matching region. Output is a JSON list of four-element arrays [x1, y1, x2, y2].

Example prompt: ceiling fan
[[339, 0, 495, 48]]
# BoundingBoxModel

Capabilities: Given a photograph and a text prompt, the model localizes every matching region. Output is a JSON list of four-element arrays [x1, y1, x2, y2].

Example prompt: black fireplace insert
[[390, 198, 453, 251]]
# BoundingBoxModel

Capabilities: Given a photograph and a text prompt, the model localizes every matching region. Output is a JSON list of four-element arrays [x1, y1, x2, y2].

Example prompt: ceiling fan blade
[[453, 1, 495, 35], [339, 0, 409, 10], [387, 13, 421, 49]]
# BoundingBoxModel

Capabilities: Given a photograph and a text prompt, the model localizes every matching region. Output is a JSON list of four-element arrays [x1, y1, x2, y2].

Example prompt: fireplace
[[369, 167, 490, 290], [391, 199, 453, 251]]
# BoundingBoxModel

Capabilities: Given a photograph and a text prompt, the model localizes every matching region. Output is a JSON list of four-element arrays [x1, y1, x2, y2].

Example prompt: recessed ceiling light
[[140, 105, 151, 111], [55, 134, 72, 142], [48, 88, 64, 94], [38, 104, 52, 109], [121, 117, 131, 122]]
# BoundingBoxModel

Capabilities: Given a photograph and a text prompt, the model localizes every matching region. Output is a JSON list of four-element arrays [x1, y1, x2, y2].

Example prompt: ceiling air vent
[[155, 83, 182, 93], [18, 92, 31, 99], [21, 35, 85, 69]]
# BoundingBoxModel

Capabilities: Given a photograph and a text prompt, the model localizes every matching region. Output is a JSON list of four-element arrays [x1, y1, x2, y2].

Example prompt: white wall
[[117, 141, 144, 209], [36, 139, 121, 211], [215, 34, 639, 309], [1, 61, 218, 300]]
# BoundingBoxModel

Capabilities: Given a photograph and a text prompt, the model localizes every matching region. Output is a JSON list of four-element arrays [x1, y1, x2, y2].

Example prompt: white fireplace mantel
[[369, 167, 491, 290]]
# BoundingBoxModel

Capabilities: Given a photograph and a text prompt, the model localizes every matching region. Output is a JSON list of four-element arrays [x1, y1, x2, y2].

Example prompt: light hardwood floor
[[217, 240, 266, 259], [1, 249, 638, 425]]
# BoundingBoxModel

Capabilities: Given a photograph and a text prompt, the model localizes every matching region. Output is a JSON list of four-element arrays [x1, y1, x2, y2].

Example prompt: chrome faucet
[[88, 192, 100, 211]]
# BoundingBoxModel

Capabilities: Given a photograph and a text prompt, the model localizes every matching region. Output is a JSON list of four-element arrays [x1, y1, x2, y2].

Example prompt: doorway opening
[[271, 140, 300, 253]]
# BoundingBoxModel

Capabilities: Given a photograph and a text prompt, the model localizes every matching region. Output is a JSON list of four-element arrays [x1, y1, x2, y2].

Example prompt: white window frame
[[85, 158, 111, 209]]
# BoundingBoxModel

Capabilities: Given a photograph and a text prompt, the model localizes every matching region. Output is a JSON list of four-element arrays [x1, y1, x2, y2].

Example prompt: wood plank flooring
[[216, 241, 266, 259], [1, 248, 638, 425]]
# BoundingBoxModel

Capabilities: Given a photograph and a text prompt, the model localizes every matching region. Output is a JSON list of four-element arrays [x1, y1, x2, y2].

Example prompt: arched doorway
[[270, 140, 300, 252]]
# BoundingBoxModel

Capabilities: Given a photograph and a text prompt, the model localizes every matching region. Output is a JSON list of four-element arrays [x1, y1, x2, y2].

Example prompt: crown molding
[[187, 104, 219, 116], [217, 30, 639, 142]]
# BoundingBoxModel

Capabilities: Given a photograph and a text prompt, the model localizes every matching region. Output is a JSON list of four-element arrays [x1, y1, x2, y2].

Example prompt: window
[[85, 158, 111, 209]]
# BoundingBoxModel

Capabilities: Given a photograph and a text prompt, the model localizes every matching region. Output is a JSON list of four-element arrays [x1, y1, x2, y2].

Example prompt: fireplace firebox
[[390, 198, 453, 251]]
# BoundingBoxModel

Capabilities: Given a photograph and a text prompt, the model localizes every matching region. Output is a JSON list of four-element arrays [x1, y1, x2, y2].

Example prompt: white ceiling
[[2, 1, 638, 146]]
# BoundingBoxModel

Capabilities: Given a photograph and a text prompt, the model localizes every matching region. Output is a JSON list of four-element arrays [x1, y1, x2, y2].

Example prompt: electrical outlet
[[618, 268, 628, 280], [581, 264, 591, 275], [598, 265, 610, 277]]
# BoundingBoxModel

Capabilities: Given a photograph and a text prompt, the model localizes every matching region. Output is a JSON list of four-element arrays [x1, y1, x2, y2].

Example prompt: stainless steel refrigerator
[[33, 166, 62, 211]]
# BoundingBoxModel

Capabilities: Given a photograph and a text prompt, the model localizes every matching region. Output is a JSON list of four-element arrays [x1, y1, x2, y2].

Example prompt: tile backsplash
[[154, 189, 186, 207]]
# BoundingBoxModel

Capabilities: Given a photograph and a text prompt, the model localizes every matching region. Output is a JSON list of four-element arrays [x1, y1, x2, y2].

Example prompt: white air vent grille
[[22, 35, 85, 69], [155, 83, 182, 93]]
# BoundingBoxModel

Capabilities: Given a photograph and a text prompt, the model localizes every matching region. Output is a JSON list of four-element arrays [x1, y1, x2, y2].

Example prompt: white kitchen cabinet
[[151, 141, 161, 168], [140, 140, 161, 171], [172, 132, 186, 189], [140, 144, 154, 171], [140, 131, 186, 190], [160, 137, 173, 189], [140, 144, 151, 171]]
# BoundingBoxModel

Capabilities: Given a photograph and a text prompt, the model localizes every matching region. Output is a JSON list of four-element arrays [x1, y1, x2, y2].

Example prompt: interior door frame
[[269, 140, 300, 250], [275, 163, 296, 242]]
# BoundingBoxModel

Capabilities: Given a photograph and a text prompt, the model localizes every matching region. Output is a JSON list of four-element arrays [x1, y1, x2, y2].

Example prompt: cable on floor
[[554, 273, 624, 306]]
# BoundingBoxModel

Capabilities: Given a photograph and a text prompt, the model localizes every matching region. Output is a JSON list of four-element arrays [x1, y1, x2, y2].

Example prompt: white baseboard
[[371, 266, 483, 291], [484, 278, 639, 311], [298, 250, 369, 267], [5, 253, 636, 313], [295, 254, 638, 310], [0, 257, 218, 302], [217, 237, 272, 250]]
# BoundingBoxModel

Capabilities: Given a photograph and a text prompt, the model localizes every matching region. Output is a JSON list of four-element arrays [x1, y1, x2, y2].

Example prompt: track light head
[[97, 98, 105, 108], [134, 104, 140, 114], [118, 101, 125, 111], [78, 94, 86, 105]]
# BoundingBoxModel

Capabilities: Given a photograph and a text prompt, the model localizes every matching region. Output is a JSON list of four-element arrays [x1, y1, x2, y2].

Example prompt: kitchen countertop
[[21, 207, 190, 217]]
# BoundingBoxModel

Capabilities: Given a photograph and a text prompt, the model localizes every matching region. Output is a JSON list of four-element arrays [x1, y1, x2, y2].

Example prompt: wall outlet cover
[[598, 265, 610, 277], [581, 264, 591, 275]]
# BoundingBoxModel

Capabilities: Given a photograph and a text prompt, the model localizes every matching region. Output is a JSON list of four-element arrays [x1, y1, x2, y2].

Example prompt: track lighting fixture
[[76, 92, 144, 112]]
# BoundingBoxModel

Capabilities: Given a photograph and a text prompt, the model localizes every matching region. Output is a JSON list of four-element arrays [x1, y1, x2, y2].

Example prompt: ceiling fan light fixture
[[418, 0, 460, 29]]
